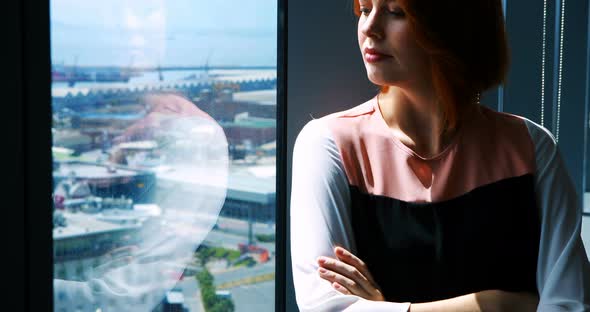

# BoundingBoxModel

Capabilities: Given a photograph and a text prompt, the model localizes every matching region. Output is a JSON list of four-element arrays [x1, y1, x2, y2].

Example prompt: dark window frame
[[21, 0, 54, 310]]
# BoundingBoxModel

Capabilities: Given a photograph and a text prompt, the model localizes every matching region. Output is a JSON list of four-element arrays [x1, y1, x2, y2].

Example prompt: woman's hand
[[317, 246, 385, 301]]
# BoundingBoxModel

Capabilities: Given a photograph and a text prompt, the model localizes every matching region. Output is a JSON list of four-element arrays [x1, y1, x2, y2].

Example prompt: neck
[[377, 86, 456, 158]]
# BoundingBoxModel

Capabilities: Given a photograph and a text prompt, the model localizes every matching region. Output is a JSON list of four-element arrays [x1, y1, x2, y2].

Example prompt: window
[[15, 0, 585, 310], [50, 1, 278, 311], [482, 0, 590, 259]]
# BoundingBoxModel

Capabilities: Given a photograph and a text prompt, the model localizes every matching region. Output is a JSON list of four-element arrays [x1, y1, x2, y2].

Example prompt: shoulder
[[292, 119, 348, 184], [519, 117, 558, 154], [518, 117, 561, 175], [473, 105, 531, 137], [476, 105, 555, 146], [457, 106, 555, 177], [494, 108, 559, 161], [294, 119, 332, 149], [475, 106, 559, 154], [476, 106, 559, 172], [320, 98, 377, 144], [295, 98, 376, 147], [320, 98, 376, 121], [293, 119, 340, 165]]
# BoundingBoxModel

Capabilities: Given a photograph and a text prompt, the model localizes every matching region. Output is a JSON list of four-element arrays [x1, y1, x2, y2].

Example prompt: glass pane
[[51, 1, 277, 311]]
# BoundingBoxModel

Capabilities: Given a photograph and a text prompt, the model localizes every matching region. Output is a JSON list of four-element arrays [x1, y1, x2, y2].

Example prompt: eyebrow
[[359, 0, 397, 5]]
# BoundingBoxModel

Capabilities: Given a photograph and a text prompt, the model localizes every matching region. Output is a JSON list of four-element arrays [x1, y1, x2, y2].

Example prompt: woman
[[290, 0, 590, 311]]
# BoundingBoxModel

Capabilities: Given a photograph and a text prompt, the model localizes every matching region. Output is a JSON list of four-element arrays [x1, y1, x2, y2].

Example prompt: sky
[[50, 0, 278, 67]]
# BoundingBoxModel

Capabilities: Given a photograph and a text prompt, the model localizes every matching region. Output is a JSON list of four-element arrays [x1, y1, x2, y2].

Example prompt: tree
[[201, 287, 217, 309], [209, 298, 234, 312], [197, 249, 212, 266], [196, 267, 235, 312], [196, 269, 214, 288]]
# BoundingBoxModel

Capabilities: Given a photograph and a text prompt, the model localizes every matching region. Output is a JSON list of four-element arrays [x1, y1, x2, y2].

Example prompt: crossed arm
[[317, 246, 539, 312]]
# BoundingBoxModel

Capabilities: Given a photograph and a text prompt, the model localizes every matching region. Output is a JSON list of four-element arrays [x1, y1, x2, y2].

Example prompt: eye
[[387, 7, 405, 17], [359, 7, 371, 16]]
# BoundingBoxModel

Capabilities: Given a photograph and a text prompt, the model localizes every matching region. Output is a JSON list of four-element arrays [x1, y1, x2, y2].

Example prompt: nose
[[360, 10, 383, 40]]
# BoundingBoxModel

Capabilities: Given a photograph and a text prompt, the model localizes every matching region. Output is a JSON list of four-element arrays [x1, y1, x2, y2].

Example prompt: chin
[[366, 71, 397, 87]]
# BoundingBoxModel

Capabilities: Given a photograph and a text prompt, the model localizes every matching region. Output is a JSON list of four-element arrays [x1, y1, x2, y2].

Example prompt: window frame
[[21, 0, 54, 310], [9, 0, 27, 311]]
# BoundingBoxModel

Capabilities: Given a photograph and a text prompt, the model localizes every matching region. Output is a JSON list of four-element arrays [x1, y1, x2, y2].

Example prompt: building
[[218, 163, 276, 223], [53, 207, 163, 312], [53, 161, 157, 204]]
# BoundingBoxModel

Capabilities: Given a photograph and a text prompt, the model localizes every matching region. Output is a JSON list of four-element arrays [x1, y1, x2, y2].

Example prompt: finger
[[334, 247, 378, 286], [318, 256, 374, 294], [332, 282, 351, 295], [318, 267, 369, 298]]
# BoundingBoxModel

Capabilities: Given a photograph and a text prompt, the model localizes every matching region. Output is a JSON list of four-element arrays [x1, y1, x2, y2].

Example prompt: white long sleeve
[[290, 119, 411, 312], [524, 119, 590, 311]]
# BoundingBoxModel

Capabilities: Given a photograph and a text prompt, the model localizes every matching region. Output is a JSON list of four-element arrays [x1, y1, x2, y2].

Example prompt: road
[[177, 276, 204, 312], [177, 259, 275, 312], [175, 223, 276, 311], [230, 281, 275, 312]]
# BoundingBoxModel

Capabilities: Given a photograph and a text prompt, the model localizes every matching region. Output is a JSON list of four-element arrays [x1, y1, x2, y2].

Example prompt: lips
[[364, 47, 392, 63], [364, 47, 389, 55]]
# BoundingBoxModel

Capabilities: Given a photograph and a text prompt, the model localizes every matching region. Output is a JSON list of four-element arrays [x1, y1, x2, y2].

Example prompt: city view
[[51, 1, 277, 311]]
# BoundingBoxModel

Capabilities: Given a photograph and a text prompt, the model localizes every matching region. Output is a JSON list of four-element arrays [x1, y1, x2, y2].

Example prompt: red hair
[[354, 0, 509, 131]]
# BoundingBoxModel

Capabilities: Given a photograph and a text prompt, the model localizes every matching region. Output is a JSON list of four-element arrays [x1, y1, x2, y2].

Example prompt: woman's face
[[357, 0, 431, 88]]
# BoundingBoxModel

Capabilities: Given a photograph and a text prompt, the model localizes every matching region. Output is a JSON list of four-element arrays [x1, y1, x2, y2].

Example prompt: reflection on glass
[[51, 1, 277, 311]]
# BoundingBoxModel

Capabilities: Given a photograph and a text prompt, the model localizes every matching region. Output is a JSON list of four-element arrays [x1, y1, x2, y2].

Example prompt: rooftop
[[154, 161, 276, 205], [53, 161, 149, 180], [233, 89, 276, 106], [53, 210, 144, 240]]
